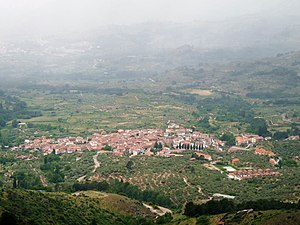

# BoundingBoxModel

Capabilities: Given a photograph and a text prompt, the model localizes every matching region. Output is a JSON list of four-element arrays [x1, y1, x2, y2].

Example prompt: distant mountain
[[2, 13, 300, 58], [1, 14, 300, 84], [82, 16, 300, 59]]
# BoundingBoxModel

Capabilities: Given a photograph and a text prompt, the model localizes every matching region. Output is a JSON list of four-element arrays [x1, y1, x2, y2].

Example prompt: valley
[[0, 21, 299, 224]]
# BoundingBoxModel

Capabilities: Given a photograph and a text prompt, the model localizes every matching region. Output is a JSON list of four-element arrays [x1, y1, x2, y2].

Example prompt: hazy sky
[[0, 0, 299, 39]]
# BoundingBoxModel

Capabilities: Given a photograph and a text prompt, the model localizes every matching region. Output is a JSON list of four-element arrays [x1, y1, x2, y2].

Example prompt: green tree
[[0, 212, 17, 225], [126, 160, 134, 171], [157, 142, 163, 149], [153, 141, 163, 150], [0, 117, 6, 128], [156, 213, 173, 224], [11, 120, 19, 128], [196, 215, 210, 225], [12, 171, 41, 189], [220, 132, 236, 146], [249, 118, 271, 137], [101, 145, 112, 151], [273, 131, 288, 140]]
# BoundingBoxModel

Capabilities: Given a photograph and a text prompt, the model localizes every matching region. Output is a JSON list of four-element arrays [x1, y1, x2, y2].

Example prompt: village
[[11, 122, 285, 180], [12, 123, 225, 156]]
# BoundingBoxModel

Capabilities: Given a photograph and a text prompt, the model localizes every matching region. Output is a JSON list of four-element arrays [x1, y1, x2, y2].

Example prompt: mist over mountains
[[1, 1, 300, 83], [1, 13, 300, 62]]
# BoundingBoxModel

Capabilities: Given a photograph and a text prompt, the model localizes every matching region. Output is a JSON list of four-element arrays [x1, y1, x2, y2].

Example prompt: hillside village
[[10, 122, 288, 181], [12, 123, 224, 156]]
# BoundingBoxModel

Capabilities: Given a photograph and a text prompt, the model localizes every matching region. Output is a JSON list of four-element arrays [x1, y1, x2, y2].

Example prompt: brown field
[[188, 89, 213, 96]]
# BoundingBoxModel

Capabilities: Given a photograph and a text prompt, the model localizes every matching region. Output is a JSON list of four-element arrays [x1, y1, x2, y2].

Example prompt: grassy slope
[[74, 191, 156, 219], [0, 189, 156, 225]]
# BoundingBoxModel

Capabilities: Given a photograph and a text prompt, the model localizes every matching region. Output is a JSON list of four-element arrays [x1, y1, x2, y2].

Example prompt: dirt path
[[183, 177, 192, 187], [203, 163, 222, 171], [143, 203, 172, 216], [40, 175, 48, 187], [197, 185, 207, 197], [92, 151, 100, 173], [32, 166, 48, 187], [73, 191, 108, 198], [77, 175, 86, 182]]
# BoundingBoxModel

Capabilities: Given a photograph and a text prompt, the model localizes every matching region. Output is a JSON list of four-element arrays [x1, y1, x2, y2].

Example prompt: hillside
[[219, 209, 300, 225], [1, 189, 299, 225], [160, 51, 300, 97], [170, 210, 300, 225], [0, 189, 156, 225]]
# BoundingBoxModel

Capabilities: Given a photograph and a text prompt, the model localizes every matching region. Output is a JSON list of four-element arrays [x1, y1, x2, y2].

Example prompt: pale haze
[[0, 0, 299, 39]]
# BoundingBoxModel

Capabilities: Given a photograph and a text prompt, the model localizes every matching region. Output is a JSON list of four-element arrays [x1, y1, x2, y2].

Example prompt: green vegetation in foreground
[[0, 189, 299, 225], [183, 199, 299, 217], [179, 199, 300, 225], [0, 140, 298, 211], [171, 210, 300, 225], [0, 189, 156, 225]]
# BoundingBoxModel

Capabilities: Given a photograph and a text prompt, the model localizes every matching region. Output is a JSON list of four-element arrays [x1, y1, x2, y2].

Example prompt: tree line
[[184, 198, 300, 217]]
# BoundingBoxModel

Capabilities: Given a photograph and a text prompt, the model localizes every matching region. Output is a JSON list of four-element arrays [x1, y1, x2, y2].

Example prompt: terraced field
[[19, 91, 195, 135]]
